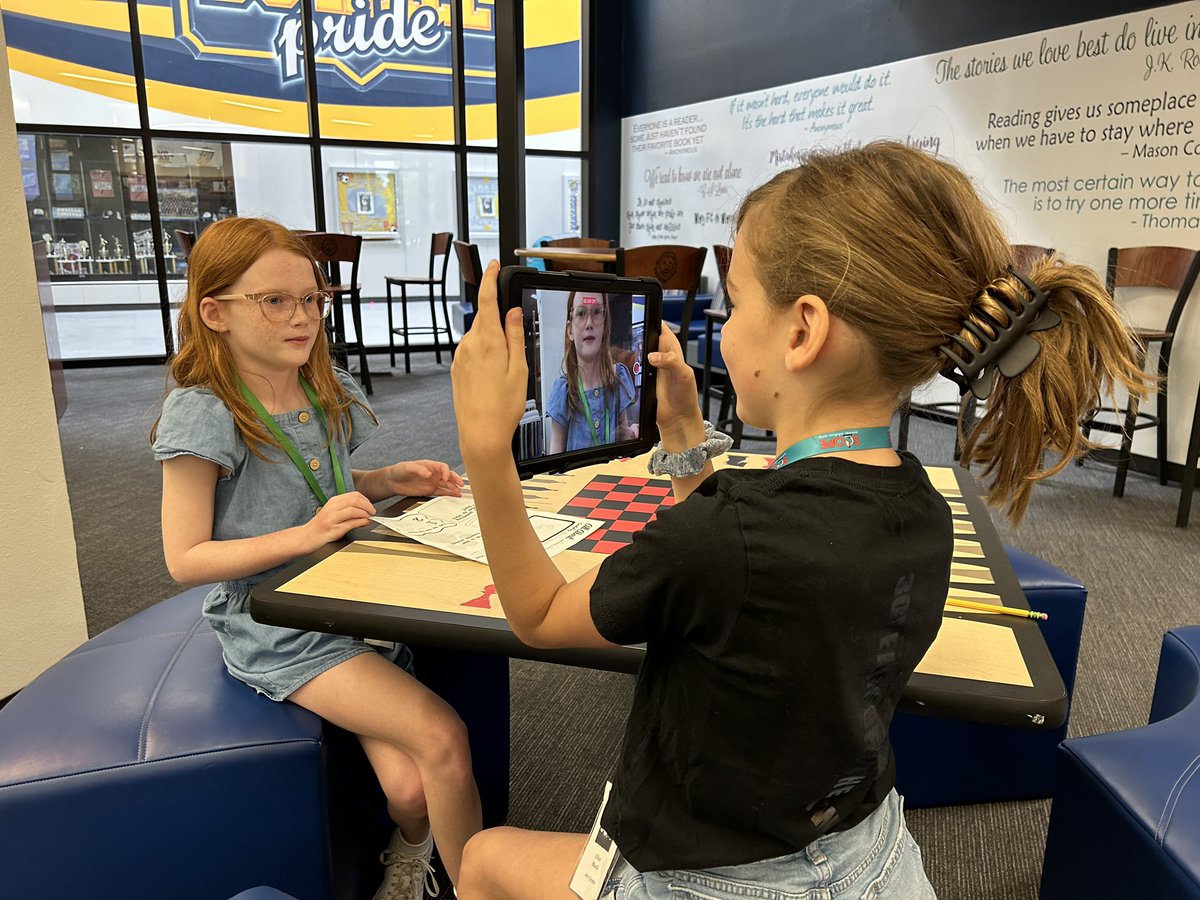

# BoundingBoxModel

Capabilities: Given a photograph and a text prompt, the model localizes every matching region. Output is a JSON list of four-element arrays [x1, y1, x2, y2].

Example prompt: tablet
[[497, 266, 663, 477]]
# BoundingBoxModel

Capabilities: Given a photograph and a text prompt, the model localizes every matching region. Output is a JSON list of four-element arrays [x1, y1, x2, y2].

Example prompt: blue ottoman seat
[[0, 587, 510, 900], [1039, 626, 1200, 899], [890, 545, 1087, 807]]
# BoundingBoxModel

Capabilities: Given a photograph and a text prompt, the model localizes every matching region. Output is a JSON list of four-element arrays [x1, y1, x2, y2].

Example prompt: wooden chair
[[174, 230, 195, 260], [618, 244, 708, 363], [453, 240, 483, 313], [297, 231, 370, 395], [384, 231, 454, 374], [1082, 245, 1200, 510], [897, 244, 1054, 456], [537, 236, 617, 273]]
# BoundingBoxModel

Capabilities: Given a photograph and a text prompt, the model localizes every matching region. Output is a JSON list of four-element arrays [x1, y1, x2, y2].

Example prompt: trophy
[[99, 235, 110, 259]]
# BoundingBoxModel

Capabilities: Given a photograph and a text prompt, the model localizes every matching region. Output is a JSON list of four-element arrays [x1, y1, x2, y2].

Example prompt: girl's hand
[[379, 460, 464, 498], [648, 323, 703, 435], [305, 491, 376, 547], [450, 260, 529, 461]]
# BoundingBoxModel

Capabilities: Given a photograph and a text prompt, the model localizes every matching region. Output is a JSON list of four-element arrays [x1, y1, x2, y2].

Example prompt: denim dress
[[547, 363, 637, 451], [153, 369, 412, 701]]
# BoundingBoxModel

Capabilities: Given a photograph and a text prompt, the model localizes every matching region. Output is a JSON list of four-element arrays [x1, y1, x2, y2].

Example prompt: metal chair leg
[[349, 289, 372, 396], [434, 294, 448, 367], [400, 284, 411, 375], [386, 281, 396, 368], [1177, 388, 1200, 527], [441, 284, 456, 358], [1157, 384, 1169, 486], [1113, 394, 1139, 498]]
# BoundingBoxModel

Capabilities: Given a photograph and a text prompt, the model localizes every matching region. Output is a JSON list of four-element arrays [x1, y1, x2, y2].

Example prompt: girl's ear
[[783, 294, 830, 372], [198, 296, 230, 333]]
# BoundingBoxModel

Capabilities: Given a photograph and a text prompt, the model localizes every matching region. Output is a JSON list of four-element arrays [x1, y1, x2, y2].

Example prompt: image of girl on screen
[[546, 291, 639, 453]]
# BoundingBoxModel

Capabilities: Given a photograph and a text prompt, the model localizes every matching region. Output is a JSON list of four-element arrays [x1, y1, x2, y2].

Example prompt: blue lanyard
[[770, 427, 893, 470]]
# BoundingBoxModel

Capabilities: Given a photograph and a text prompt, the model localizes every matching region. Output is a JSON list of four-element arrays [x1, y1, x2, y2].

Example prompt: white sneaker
[[372, 828, 440, 900]]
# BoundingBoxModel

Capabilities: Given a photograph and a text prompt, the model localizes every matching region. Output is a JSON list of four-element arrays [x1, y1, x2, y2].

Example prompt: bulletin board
[[332, 168, 399, 236]]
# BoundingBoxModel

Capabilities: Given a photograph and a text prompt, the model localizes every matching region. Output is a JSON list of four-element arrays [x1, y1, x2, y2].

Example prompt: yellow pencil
[[945, 597, 1048, 621]]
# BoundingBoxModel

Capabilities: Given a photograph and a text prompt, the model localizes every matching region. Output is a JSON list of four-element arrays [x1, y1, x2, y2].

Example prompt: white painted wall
[[0, 19, 89, 697]]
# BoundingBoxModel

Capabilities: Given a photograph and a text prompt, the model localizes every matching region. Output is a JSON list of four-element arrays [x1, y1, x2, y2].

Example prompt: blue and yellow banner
[[2, 0, 580, 141]]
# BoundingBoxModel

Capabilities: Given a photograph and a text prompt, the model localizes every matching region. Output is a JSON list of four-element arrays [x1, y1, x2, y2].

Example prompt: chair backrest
[[427, 231, 454, 283], [712, 243, 733, 310], [175, 230, 196, 259], [298, 231, 362, 292], [1011, 243, 1053, 273], [454, 240, 483, 312], [1105, 245, 1200, 337], [540, 236, 617, 273], [620, 244, 708, 357]]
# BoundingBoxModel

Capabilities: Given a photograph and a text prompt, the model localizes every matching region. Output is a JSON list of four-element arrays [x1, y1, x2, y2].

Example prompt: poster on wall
[[467, 175, 499, 234], [622, 2, 1200, 270], [332, 169, 399, 236], [619, 0, 1200, 459], [90, 169, 114, 198]]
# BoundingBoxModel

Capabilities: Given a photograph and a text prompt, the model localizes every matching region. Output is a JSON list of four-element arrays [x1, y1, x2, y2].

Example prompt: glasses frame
[[570, 305, 607, 323], [213, 290, 334, 322]]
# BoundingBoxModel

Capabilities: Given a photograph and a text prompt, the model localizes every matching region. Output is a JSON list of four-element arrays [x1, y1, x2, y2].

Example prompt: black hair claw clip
[[938, 268, 1062, 401]]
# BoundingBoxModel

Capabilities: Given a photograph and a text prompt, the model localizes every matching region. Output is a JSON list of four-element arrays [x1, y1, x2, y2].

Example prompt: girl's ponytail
[[958, 254, 1152, 522]]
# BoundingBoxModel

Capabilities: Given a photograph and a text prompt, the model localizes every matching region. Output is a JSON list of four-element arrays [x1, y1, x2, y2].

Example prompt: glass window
[[17, 131, 166, 361], [463, 0, 580, 149], [136, 0, 309, 135], [525, 0, 581, 151], [152, 138, 317, 281], [316, 1, 456, 144], [463, 0, 496, 146], [465, 152, 500, 273], [320, 146, 457, 347], [525, 155, 582, 246], [3, 3, 139, 128], [21, 133, 154, 283]]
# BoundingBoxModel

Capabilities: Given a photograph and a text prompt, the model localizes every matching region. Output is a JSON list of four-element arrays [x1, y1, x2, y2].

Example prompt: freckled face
[[722, 233, 784, 428], [568, 293, 607, 364], [213, 249, 321, 375]]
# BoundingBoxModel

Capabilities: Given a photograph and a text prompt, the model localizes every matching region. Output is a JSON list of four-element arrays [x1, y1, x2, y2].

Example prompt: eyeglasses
[[571, 306, 606, 323], [213, 290, 333, 322]]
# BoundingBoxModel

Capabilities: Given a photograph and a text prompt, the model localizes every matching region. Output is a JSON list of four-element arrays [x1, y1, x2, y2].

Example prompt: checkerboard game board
[[556, 474, 675, 554]]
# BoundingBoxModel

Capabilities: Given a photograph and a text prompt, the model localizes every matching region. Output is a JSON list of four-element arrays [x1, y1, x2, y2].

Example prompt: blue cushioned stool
[[0, 587, 509, 900], [890, 545, 1087, 807], [1039, 626, 1200, 899]]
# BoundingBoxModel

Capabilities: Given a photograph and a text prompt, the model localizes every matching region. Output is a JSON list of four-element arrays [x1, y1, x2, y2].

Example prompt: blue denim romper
[[153, 370, 412, 701]]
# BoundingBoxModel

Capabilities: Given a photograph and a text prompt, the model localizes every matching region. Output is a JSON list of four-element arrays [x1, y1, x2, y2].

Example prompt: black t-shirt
[[590, 454, 953, 872]]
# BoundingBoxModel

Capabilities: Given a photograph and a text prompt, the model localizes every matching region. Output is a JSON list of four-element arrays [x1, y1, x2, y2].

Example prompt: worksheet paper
[[372, 497, 601, 564]]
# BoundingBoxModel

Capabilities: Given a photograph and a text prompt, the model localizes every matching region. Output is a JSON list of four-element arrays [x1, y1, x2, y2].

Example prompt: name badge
[[569, 781, 621, 900]]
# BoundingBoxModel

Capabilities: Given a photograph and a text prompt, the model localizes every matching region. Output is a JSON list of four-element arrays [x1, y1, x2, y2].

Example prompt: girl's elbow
[[164, 555, 201, 588]]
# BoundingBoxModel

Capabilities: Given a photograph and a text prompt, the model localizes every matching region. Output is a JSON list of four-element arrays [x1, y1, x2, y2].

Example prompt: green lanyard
[[236, 375, 346, 506], [576, 374, 611, 447], [769, 427, 893, 469]]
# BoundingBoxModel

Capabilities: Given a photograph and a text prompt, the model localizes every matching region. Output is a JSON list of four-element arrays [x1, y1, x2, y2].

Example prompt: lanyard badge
[[770, 426, 893, 470]]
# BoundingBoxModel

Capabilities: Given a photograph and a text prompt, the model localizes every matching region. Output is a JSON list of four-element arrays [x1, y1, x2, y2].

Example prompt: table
[[513, 246, 619, 269], [251, 452, 1067, 730]]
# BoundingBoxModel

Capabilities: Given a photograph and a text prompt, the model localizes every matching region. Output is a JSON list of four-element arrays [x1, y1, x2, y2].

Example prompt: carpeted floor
[[54, 358, 1199, 900]]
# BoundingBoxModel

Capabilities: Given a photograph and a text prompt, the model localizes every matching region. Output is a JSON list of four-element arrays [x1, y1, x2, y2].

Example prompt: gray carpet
[[54, 359, 1199, 900]]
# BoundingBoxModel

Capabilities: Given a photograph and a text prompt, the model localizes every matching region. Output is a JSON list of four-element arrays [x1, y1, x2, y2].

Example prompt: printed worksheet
[[372, 497, 601, 564]]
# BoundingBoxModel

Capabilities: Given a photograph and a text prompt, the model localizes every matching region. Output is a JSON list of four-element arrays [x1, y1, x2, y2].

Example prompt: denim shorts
[[601, 790, 935, 900], [203, 581, 414, 702]]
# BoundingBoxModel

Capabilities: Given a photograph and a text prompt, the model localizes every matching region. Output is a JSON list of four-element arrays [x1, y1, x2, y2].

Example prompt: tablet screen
[[516, 286, 652, 468]]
